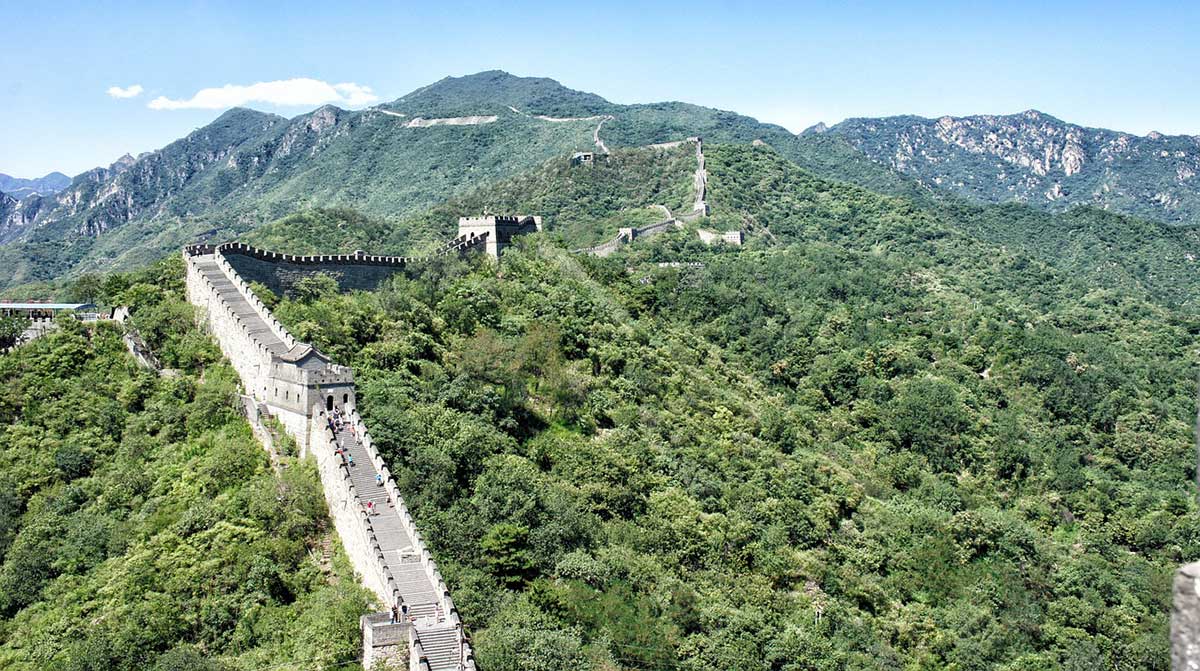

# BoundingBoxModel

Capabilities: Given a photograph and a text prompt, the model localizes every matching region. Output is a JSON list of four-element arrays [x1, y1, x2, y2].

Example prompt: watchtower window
[[342, 393, 349, 405], [327, 395, 334, 411]]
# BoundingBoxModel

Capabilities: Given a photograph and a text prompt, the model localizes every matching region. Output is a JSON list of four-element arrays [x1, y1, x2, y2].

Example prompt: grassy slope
[[0, 110, 598, 290], [0, 71, 927, 293], [244, 143, 700, 255]]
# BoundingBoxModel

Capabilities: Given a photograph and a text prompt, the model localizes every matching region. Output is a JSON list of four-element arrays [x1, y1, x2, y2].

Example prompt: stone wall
[[224, 247, 413, 297], [218, 238, 489, 297], [574, 215, 679, 257], [185, 250, 275, 397], [308, 408, 393, 602], [457, 216, 540, 258], [361, 614, 410, 670], [1175, 562, 1200, 670], [185, 240, 481, 670]]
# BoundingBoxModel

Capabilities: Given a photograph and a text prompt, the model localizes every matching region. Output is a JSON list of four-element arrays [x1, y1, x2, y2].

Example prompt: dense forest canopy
[[0, 258, 373, 670], [1, 135, 1197, 670], [251, 144, 1199, 670]]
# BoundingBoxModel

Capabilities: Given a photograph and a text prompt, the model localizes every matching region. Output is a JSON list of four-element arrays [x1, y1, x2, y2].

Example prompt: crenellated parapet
[[457, 215, 540, 258], [184, 234, 487, 670], [215, 235, 489, 297]]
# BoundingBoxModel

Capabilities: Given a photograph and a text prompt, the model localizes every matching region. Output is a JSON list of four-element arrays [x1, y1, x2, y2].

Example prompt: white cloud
[[107, 84, 144, 99], [147, 78, 379, 111]]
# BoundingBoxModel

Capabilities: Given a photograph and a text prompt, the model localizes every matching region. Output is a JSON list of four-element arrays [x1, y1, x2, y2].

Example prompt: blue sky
[[2, 0, 1197, 177]]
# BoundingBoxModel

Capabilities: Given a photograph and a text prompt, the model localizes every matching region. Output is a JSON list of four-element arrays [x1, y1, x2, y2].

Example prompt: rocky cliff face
[[826, 110, 1200, 224]]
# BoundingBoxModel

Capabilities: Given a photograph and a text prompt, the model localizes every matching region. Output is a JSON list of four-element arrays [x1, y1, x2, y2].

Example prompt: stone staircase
[[191, 254, 289, 355], [186, 243, 478, 670], [330, 418, 466, 670], [414, 624, 465, 670]]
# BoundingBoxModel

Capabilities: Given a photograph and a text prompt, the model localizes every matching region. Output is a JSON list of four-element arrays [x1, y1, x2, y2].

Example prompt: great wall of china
[[14, 119, 1196, 667], [183, 226, 509, 671], [573, 137, 744, 256]]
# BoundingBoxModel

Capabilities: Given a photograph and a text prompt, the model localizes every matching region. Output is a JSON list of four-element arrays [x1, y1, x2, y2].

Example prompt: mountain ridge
[[824, 109, 1200, 223], [0, 71, 912, 288], [0, 171, 71, 200], [4, 71, 1199, 291]]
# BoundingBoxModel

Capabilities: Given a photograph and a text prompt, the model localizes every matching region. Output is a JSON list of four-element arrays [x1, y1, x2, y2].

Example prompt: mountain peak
[[387, 70, 612, 118], [0, 170, 72, 199], [213, 107, 286, 124], [110, 153, 136, 173]]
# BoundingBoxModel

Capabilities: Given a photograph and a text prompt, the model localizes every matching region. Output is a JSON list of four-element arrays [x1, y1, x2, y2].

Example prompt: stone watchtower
[[457, 215, 542, 258]]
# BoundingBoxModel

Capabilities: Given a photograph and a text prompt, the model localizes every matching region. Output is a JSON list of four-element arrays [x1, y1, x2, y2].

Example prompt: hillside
[[0, 172, 71, 200], [823, 110, 1200, 224], [0, 103, 599, 288], [0, 258, 375, 670], [252, 143, 1198, 670], [3, 131, 1197, 669], [705, 144, 1200, 310], [7, 72, 1200, 293], [0, 71, 916, 291]]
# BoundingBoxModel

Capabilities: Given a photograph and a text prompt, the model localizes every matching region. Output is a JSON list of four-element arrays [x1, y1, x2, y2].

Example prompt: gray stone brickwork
[[219, 237, 489, 297], [1176, 562, 1200, 670], [184, 239, 482, 670], [457, 215, 541, 258], [362, 613, 410, 670]]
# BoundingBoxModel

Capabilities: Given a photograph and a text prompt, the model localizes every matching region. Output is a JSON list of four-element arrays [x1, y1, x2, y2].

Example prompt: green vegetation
[[0, 315, 30, 350], [384, 70, 613, 118], [0, 107, 598, 291], [402, 144, 697, 249], [3, 71, 1198, 667], [0, 70, 927, 293], [243, 207, 403, 256], [258, 143, 1197, 670], [0, 258, 374, 670]]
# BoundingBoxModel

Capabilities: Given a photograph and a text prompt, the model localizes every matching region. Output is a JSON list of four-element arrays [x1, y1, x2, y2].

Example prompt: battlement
[[457, 215, 541, 258], [192, 237, 489, 298], [217, 242, 418, 266], [183, 236, 480, 670]]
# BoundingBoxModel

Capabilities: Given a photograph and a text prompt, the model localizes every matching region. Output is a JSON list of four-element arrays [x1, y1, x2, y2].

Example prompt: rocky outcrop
[[830, 110, 1200, 224]]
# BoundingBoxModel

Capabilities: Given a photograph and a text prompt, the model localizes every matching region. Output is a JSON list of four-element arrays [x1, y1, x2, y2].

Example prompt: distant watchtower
[[457, 215, 542, 258]]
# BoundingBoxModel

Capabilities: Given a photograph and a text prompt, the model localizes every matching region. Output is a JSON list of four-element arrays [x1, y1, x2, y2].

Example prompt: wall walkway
[[184, 240, 480, 671]]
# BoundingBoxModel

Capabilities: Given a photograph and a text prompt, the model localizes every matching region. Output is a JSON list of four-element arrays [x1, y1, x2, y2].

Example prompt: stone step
[[323, 420, 448, 616]]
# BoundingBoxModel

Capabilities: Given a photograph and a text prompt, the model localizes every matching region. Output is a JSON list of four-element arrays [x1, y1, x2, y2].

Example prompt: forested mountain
[[0, 172, 71, 200], [0, 71, 912, 291], [822, 110, 1200, 224], [242, 142, 700, 254], [0, 258, 375, 669], [6, 72, 1199, 294], [1, 69, 1198, 669], [240, 143, 1196, 670]]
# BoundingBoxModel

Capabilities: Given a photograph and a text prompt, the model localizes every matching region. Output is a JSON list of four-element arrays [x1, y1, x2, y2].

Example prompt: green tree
[[482, 523, 536, 587], [0, 314, 30, 350]]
